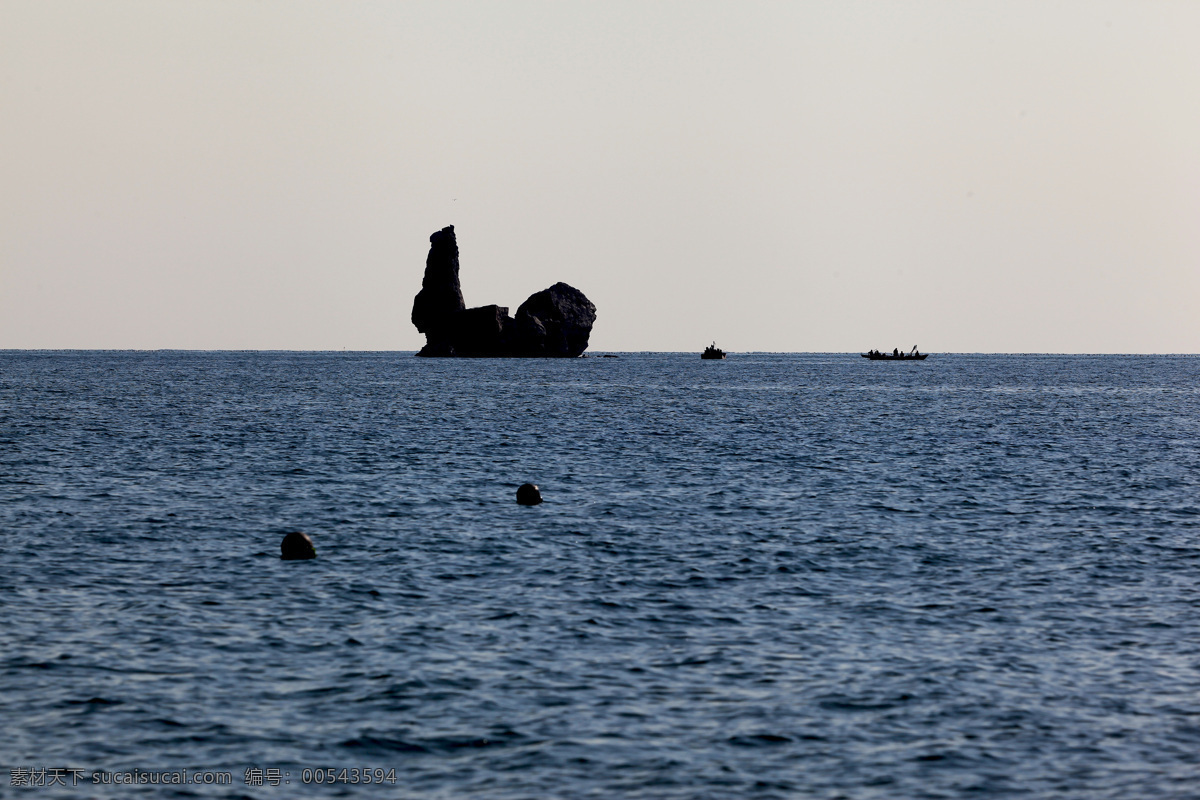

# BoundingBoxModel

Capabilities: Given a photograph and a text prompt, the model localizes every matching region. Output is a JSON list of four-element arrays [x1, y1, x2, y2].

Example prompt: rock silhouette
[[412, 226, 596, 357], [280, 531, 316, 560], [516, 483, 543, 505]]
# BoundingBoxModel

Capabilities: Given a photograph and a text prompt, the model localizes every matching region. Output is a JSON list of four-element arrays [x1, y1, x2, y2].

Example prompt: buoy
[[280, 531, 316, 560], [516, 483, 543, 506]]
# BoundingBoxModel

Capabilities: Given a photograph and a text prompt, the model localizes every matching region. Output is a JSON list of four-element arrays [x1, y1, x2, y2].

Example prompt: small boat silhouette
[[862, 346, 927, 360], [701, 342, 726, 360]]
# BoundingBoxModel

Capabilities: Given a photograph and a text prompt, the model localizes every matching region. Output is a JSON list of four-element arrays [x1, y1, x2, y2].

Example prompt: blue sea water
[[2, 351, 1199, 799]]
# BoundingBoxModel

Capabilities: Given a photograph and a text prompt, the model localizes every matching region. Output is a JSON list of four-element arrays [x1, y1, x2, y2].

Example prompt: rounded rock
[[516, 483, 543, 506], [280, 531, 316, 560]]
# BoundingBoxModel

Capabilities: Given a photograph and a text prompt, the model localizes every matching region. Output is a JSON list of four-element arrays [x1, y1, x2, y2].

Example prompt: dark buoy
[[516, 483, 543, 506], [280, 531, 316, 560]]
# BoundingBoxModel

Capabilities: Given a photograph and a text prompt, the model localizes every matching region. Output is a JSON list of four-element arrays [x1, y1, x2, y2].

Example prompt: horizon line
[[2, 349, 1198, 357]]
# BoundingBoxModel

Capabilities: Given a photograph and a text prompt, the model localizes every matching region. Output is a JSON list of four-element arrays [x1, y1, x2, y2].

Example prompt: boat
[[701, 342, 726, 360], [862, 346, 927, 361]]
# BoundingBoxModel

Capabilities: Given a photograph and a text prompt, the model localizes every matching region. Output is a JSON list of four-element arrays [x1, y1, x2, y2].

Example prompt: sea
[[2, 351, 1199, 799]]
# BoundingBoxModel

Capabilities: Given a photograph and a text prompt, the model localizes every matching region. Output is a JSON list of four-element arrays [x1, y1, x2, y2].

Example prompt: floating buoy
[[516, 483, 543, 506], [280, 531, 316, 560]]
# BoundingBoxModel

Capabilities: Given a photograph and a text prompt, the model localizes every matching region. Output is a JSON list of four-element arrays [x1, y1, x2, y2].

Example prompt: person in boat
[[893, 348, 899, 357]]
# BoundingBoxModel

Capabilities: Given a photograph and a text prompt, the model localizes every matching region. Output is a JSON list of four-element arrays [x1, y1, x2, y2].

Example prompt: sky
[[2, 1, 1198, 353]]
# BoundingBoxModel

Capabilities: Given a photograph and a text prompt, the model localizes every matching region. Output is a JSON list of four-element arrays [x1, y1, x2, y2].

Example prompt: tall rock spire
[[411, 226, 465, 353]]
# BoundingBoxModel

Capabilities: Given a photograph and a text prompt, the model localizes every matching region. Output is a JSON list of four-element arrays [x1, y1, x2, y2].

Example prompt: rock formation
[[516, 483, 543, 505], [280, 531, 316, 560], [411, 226, 596, 357], [411, 226, 466, 356]]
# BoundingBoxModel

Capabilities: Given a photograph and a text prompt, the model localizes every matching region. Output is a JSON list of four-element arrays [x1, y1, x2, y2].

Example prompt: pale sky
[[2, 1, 1198, 352]]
